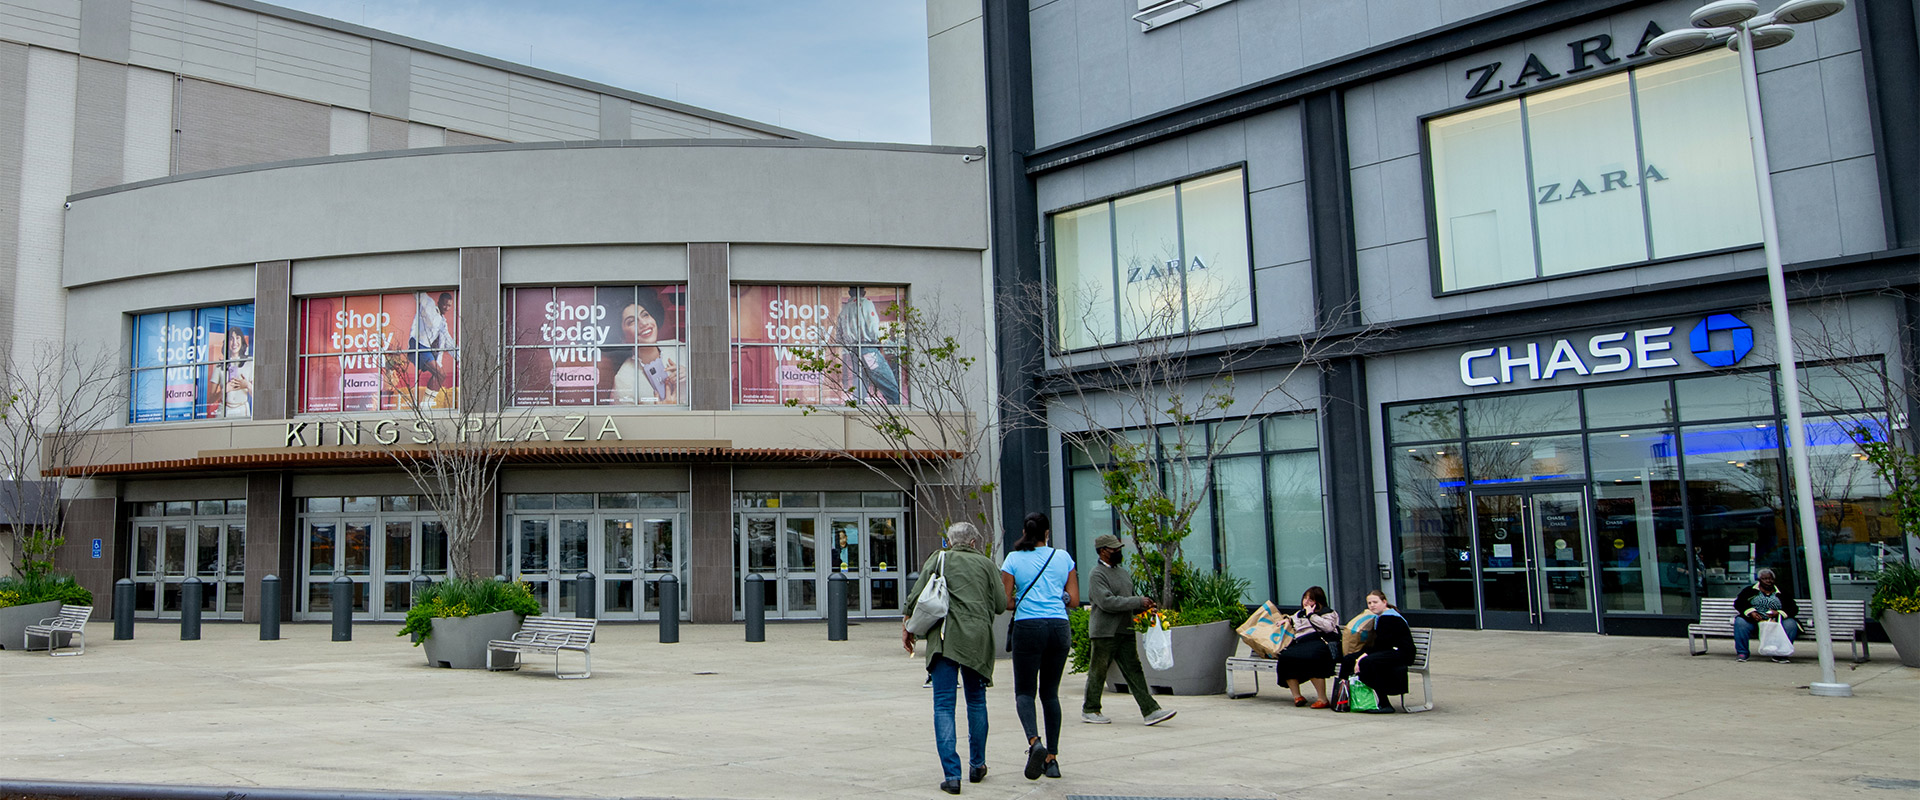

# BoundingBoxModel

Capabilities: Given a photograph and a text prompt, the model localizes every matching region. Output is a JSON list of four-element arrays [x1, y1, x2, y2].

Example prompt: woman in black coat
[[1275, 585, 1342, 708], [1341, 589, 1413, 711]]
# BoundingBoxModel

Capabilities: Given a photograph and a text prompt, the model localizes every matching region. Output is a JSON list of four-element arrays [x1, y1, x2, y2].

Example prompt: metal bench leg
[[1852, 635, 1868, 664], [1402, 670, 1434, 713], [53, 630, 82, 656], [1689, 633, 1708, 656], [556, 649, 590, 680], [1226, 666, 1257, 699]]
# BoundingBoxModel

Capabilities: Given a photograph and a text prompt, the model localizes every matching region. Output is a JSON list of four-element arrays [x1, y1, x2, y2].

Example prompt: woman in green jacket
[[904, 522, 1008, 795]]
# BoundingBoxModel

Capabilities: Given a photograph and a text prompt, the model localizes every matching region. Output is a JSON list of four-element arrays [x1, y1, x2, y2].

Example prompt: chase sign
[[1459, 313, 1752, 387]]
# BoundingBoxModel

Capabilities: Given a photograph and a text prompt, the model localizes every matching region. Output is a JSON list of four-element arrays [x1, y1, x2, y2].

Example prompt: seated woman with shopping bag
[[1732, 568, 1800, 663], [1337, 590, 1413, 713], [1275, 586, 1341, 708]]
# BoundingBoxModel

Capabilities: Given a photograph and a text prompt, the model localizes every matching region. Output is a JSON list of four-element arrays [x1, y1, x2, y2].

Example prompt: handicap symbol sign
[[91, 538, 102, 558]]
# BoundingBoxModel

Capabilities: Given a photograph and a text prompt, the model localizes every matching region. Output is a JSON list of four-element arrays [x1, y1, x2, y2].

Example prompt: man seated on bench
[[1732, 568, 1799, 664]]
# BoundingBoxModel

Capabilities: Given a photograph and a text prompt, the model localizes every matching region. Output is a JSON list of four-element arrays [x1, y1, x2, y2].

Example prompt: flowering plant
[[0, 573, 93, 609], [1870, 561, 1920, 617]]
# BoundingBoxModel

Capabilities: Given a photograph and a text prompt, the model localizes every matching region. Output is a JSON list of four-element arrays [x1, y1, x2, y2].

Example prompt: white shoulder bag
[[906, 551, 950, 635]]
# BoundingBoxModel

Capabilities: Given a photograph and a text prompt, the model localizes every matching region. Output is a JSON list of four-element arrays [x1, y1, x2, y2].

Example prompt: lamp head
[[1729, 23, 1797, 50], [1771, 0, 1847, 24], [1646, 27, 1732, 57], [1691, 0, 1761, 28]]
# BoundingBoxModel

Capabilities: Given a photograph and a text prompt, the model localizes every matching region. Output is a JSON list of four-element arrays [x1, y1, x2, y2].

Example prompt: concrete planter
[[1110, 619, 1239, 695], [422, 610, 523, 669], [0, 601, 65, 650], [1881, 611, 1920, 668]]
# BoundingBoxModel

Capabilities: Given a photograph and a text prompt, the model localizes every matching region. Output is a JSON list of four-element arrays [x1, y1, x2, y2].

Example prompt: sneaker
[[1081, 712, 1111, 724], [940, 779, 960, 795], [923, 677, 933, 688], [968, 765, 988, 784], [1737, 655, 1749, 662], [1143, 708, 1177, 726], [1771, 656, 1791, 664], [1023, 740, 1048, 780], [1044, 759, 1061, 779]]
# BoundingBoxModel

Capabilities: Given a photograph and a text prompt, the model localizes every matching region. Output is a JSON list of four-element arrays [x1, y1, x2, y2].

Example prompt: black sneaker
[[968, 765, 988, 783], [1770, 656, 1791, 663], [1023, 741, 1048, 780], [940, 779, 960, 794], [1044, 759, 1061, 779]]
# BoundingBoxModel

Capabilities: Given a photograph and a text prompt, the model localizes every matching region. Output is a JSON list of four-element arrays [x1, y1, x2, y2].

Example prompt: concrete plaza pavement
[[1, 619, 1916, 800]]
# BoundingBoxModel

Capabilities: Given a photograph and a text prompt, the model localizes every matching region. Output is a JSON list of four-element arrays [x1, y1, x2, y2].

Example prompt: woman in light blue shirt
[[1000, 512, 1078, 781]]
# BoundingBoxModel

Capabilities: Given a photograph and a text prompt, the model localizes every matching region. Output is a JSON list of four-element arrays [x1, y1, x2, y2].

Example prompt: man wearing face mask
[[1081, 533, 1176, 727]]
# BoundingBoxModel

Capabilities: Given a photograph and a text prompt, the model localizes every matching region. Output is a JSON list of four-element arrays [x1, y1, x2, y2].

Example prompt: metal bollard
[[744, 573, 765, 642], [575, 571, 596, 619], [260, 575, 281, 641], [827, 571, 848, 641], [180, 576, 203, 641], [330, 575, 353, 642], [113, 579, 135, 640], [657, 574, 680, 644]]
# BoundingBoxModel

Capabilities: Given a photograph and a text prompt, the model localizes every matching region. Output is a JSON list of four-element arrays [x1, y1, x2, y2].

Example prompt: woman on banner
[[222, 330, 253, 418], [606, 287, 681, 405]]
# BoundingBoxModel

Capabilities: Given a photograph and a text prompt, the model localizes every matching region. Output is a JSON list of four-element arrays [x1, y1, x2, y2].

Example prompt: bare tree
[[781, 293, 1001, 543], [371, 329, 531, 580], [0, 342, 125, 576], [1004, 278, 1384, 608]]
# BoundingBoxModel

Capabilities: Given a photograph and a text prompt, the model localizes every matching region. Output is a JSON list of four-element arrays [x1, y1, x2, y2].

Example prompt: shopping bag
[[1756, 618, 1795, 657], [1330, 675, 1352, 712], [1347, 676, 1379, 712], [1142, 611, 1176, 671], [905, 552, 949, 635], [1340, 612, 1378, 657], [1236, 602, 1292, 657]]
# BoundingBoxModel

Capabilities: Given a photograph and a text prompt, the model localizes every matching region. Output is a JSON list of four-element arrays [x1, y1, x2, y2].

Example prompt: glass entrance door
[[735, 512, 824, 619], [513, 515, 591, 615], [1472, 489, 1596, 631], [826, 513, 904, 616]]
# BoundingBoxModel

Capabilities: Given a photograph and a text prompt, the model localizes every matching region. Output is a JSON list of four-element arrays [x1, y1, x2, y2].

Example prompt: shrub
[[1067, 607, 1091, 674], [396, 576, 540, 644], [1870, 560, 1920, 617], [0, 573, 94, 609]]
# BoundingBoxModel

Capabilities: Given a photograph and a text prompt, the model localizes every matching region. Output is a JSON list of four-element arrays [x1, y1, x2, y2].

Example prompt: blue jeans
[[1732, 615, 1801, 657], [930, 655, 988, 782]]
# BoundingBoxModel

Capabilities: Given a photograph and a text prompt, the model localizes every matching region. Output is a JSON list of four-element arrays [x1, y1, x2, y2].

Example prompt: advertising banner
[[505, 285, 685, 407], [130, 303, 255, 423], [298, 291, 458, 413], [729, 284, 906, 406]]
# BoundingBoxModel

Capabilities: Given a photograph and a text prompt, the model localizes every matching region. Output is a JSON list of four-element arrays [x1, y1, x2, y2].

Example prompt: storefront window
[[1428, 50, 1759, 291], [128, 500, 245, 618], [1589, 428, 1685, 614], [1065, 412, 1322, 604], [1049, 169, 1253, 350], [298, 291, 459, 413], [1391, 445, 1471, 611], [729, 284, 908, 406], [504, 285, 686, 407], [1680, 422, 1788, 598], [130, 304, 255, 422]]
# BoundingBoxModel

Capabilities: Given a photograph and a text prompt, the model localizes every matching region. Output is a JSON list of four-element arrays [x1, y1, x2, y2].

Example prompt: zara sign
[[1458, 312, 1752, 387]]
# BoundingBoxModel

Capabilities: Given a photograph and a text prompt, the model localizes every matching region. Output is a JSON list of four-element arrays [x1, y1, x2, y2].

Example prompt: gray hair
[[1756, 568, 1776, 581], [945, 521, 987, 554]]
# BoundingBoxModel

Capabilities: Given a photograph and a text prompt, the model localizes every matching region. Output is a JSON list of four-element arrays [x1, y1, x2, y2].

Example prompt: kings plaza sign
[[283, 413, 627, 447]]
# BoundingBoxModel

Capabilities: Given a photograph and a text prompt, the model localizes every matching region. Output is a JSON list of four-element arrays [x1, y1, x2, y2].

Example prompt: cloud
[[269, 0, 931, 143]]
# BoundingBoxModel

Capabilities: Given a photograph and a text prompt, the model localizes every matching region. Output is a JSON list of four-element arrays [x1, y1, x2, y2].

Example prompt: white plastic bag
[[905, 552, 949, 635], [1142, 611, 1175, 671], [1757, 618, 1795, 657]]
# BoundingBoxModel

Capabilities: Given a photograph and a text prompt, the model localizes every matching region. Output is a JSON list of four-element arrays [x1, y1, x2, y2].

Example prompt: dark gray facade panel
[[76, 0, 132, 64], [689, 464, 731, 623], [445, 129, 505, 147], [369, 40, 411, 119], [1858, 0, 1920, 249], [1321, 358, 1377, 614], [0, 42, 24, 364], [984, 0, 1046, 547], [70, 58, 128, 194], [55, 498, 119, 621], [459, 247, 502, 413], [253, 260, 291, 421], [687, 243, 729, 412], [174, 78, 330, 174], [244, 471, 293, 624], [1303, 90, 1358, 327]]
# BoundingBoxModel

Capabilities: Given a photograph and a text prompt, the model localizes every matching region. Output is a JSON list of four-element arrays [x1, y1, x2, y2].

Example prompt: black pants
[[1010, 618, 1070, 754]]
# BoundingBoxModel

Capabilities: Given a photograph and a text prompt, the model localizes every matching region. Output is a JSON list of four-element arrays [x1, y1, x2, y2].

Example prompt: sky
[[265, 0, 932, 143]]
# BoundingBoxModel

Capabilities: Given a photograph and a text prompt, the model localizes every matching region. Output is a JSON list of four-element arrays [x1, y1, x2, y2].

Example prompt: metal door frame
[[1469, 484, 1600, 632]]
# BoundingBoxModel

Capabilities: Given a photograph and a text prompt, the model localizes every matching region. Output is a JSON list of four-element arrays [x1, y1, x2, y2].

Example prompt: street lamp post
[[1648, 0, 1853, 697]]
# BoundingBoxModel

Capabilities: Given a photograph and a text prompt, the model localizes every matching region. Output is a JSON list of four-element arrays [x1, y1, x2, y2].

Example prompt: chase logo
[[1688, 313, 1752, 368]]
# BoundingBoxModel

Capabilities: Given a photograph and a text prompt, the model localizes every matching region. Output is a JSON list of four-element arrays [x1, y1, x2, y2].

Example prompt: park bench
[[23, 604, 91, 656], [1225, 627, 1433, 713], [1688, 596, 1870, 662], [486, 616, 596, 679]]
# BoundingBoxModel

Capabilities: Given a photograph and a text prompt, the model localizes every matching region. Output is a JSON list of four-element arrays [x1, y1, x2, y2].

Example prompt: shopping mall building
[[957, 0, 1918, 634], [7, 0, 989, 624]]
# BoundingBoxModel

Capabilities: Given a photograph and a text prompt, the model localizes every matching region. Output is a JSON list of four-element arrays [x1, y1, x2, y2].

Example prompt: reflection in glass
[[1680, 423, 1787, 598], [868, 517, 898, 572], [1636, 50, 1760, 257], [830, 518, 860, 571], [787, 518, 816, 571], [1391, 447, 1471, 611], [1463, 391, 1579, 438], [197, 525, 220, 576], [385, 582, 410, 613], [1467, 435, 1584, 485], [165, 524, 188, 576], [1387, 401, 1460, 444], [1675, 373, 1775, 422], [1053, 202, 1116, 351], [559, 518, 590, 572], [135, 526, 158, 576], [344, 522, 371, 575], [307, 523, 334, 576], [644, 518, 674, 571], [225, 580, 245, 613], [1430, 101, 1532, 289], [1589, 429, 1686, 615], [1526, 74, 1648, 273], [519, 519, 550, 572], [1583, 381, 1674, 429], [604, 519, 635, 573], [385, 522, 411, 575], [745, 516, 777, 572], [226, 525, 246, 574], [1179, 170, 1253, 332], [1215, 457, 1266, 603], [420, 522, 448, 574], [1268, 451, 1327, 603]]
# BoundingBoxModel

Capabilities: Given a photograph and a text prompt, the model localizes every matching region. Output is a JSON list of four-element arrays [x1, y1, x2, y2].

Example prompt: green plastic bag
[[1347, 677, 1379, 712]]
